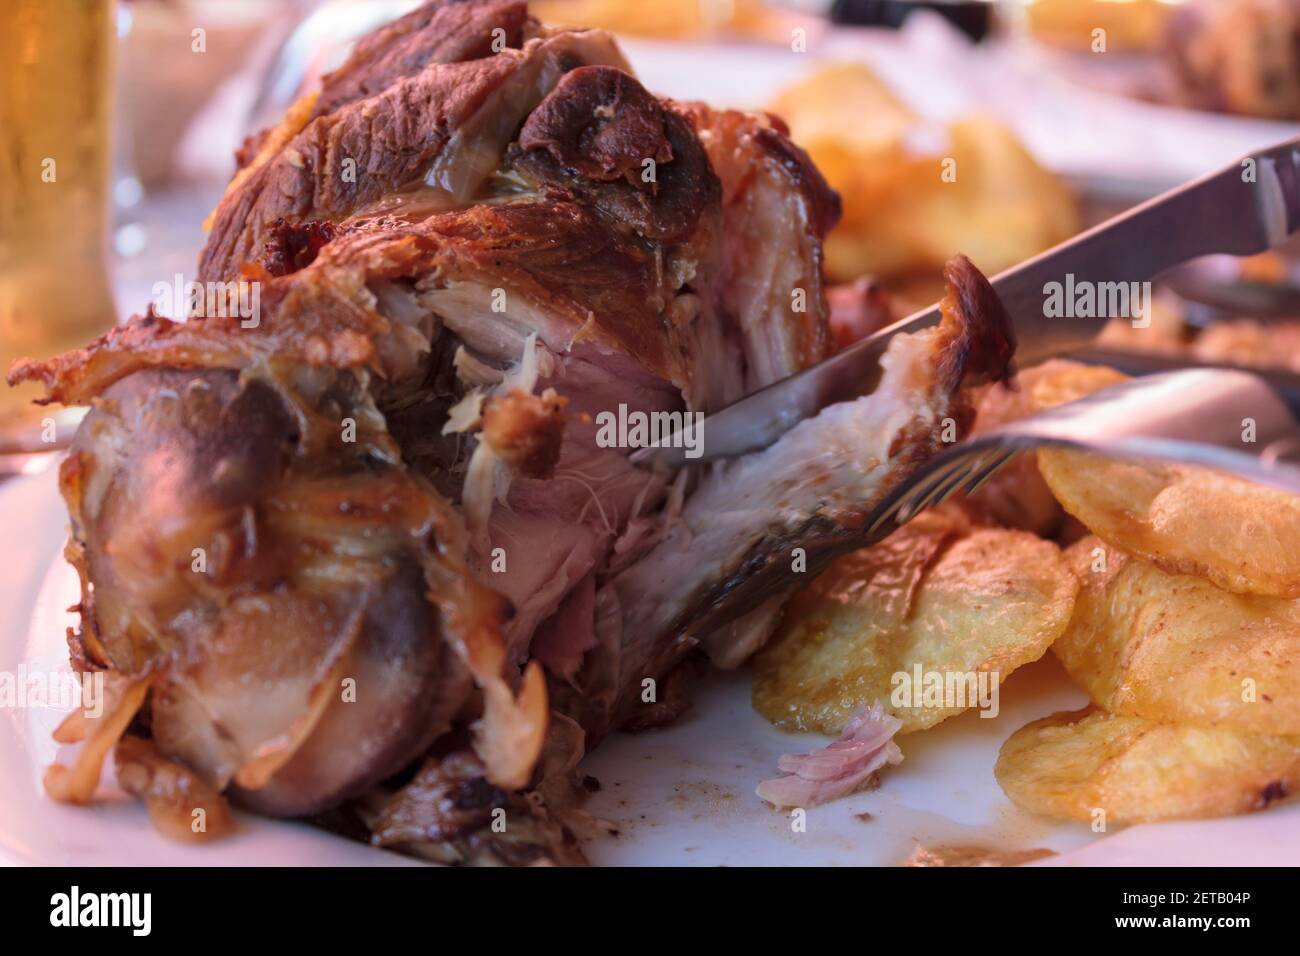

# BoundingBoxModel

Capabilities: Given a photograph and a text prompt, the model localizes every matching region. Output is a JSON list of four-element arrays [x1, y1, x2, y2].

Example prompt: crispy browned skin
[[200, 3, 627, 283], [512, 67, 720, 243], [519, 66, 673, 184], [684, 103, 840, 380], [310, 0, 533, 119], [6, 1, 947, 864], [58, 366, 483, 816], [482, 388, 568, 477], [12, 201, 695, 403]]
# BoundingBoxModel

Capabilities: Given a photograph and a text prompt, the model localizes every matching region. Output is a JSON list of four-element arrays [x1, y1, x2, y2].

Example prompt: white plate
[[623, 16, 1300, 198], [3, 466, 1299, 866]]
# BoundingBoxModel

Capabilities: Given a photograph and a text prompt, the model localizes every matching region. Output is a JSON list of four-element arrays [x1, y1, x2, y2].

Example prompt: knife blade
[[633, 135, 1300, 469]]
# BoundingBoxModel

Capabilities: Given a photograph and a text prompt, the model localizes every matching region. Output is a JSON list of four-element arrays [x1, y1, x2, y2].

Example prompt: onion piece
[[116, 735, 236, 842], [44, 672, 153, 804], [474, 660, 549, 791], [442, 389, 485, 435]]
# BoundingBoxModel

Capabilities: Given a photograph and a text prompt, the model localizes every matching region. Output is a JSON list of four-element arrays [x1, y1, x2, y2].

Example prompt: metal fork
[[861, 367, 1300, 544]]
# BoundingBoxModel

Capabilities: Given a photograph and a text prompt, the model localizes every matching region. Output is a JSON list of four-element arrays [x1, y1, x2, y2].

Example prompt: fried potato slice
[[907, 118, 1079, 279], [771, 64, 1078, 283], [770, 63, 916, 158], [995, 707, 1300, 824], [1033, 367, 1300, 596], [752, 509, 1078, 734], [1025, 360, 1129, 413], [956, 360, 1118, 535], [1055, 538, 1300, 734]]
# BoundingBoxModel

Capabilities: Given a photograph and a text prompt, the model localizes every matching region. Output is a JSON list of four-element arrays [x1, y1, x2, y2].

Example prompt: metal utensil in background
[[1160, 254, 1300, 323], [1069, 345, 1300, 394]]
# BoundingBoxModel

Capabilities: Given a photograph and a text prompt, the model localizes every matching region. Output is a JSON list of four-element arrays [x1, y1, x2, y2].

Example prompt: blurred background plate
[[622, 18, 1300, 201]]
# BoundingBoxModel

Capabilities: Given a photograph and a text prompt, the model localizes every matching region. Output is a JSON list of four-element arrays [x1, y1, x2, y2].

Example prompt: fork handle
[[1068, 346, 1300, 423]]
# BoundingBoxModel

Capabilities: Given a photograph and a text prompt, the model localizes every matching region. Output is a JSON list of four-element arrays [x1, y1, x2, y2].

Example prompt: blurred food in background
[[1165, 0, 1300, 120], [1091, 290, 1189, 354], [770, 62, 1079, 301], [1024, 0, 1173, 53], [0, 0, 118, 436], [120, 0, 280, 188], [1095, 251, 1300, 371], [530, 0, 799, 40], [1101, 309, 1300, 374], [1017, 0, 1300, 121]]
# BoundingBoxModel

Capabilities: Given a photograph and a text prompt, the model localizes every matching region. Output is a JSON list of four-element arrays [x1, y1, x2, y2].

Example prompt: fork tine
[[893, 467, 953, 523], [896, 445, 1016, 524], [961, 448, 1019, 496], [894, 451, 976, 523], [925, 456, 982, 509]]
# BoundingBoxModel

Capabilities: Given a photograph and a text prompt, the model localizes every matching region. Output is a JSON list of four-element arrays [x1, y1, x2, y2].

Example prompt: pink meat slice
[[756, 703, 903, 809]]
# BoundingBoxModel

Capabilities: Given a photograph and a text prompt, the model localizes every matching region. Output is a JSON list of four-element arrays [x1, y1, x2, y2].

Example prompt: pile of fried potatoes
[[753, 360, 1300, 828], [753, 506, 1079, 734], [769, 64, 1079, 290]]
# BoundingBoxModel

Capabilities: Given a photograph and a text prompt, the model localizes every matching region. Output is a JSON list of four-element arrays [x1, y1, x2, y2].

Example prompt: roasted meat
[[8, 0, 1013, 864]]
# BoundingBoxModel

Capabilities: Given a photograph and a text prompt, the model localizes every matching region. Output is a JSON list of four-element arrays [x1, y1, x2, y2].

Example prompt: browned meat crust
[[684, 103, 839, 382], [12, 199, 697, 402], [512, 66, 721, 242], [200, 18, 629, 283], [5, 1, 1016, 866], [311, 0, 533, 119], [518, 65, 673, 185]]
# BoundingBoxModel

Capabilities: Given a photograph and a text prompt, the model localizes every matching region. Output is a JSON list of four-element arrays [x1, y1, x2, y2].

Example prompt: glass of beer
[[0, 0, 118, 447]]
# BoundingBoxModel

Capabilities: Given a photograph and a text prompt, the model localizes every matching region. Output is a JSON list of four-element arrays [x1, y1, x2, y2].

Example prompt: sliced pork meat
[[756, 703, 903, 809], [686, 104, 837, 390], [8, 0, 1015, 865], [202, 7, 630, 282], [604, 256, 1013, 731]]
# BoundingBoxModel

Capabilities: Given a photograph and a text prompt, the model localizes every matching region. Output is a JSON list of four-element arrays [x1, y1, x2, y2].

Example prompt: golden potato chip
[[995, 707, 1300, 824], [1029, 363, 1300, 597], [932, 119, 1079, 274], [1055, 538, 1300, 734], [1039, 445, 1300, 598], [770, 63, 915, 158], [956, 360, 1116, 535], [820, 120, 1079, 283], [770, 64, 1079, 284], [752, 510, 1077, 734], [1025, 360, 1129, 413], [1094, 290, 1190, 353]]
